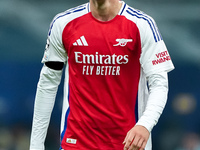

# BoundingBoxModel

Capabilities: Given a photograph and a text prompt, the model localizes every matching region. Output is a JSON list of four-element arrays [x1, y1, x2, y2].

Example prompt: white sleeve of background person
[[136, 72, 168, 132], [30, 65, 63, 150]]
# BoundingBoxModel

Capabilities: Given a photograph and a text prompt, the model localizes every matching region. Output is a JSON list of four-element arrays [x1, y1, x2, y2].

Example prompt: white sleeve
[[42, 15, 68, 63], [136, 72, 168, 132], [30, 65, 63, 150], [139, 16, 174, 76]]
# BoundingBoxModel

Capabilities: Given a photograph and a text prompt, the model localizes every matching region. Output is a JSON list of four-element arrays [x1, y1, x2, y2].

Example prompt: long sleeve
[[136, 71, 168, 132], [30, 65, 63, 150]]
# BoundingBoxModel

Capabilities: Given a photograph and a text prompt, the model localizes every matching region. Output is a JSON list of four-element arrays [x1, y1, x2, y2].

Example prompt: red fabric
[[61, 12, 141, 150]]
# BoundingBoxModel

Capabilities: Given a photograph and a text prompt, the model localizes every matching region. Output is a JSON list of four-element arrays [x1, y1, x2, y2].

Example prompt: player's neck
[[90, 0, 122, 22]]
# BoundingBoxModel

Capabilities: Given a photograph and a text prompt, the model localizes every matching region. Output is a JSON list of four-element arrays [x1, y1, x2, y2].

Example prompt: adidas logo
[[73, 36, 88, 46]]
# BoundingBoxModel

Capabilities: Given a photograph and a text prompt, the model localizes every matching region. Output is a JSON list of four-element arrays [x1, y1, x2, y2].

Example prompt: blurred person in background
[[30, 0, 174, 150], [176, 133, 200, 150]]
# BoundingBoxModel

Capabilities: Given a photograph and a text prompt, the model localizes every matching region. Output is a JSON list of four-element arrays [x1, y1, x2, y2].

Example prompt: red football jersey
[[41, 2, 174, 150], [61, 13, 140, 150]]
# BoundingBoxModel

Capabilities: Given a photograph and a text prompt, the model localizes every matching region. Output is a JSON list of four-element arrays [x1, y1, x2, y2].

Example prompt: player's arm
[[123, 71, 168, 150], [123, 14, 174, 150], [30, 12, 67, 150], [29, 63, 64, 150]]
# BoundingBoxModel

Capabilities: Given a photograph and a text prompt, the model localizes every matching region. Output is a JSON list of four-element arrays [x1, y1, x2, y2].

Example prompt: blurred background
[[0, 0, 200, 149]]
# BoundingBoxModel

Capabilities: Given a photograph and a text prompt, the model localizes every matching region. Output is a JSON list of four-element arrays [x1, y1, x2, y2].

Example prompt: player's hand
[[123, 125, 150, 150]]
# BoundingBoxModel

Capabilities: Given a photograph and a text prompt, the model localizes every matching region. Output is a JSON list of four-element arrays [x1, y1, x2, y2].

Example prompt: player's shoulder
[[54, 3, 89, 20], [123, 3, 155, 23], [122, 3, 162, 42], [48, 3, 89, 34]]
